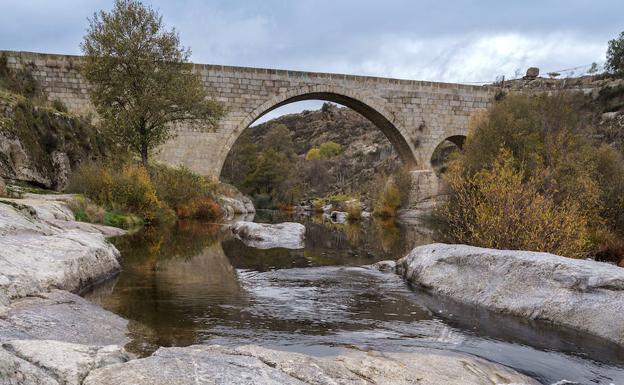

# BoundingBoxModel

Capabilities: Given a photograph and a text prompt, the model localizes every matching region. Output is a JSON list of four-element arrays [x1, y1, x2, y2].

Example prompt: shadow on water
[[83, 214, 624, 385]]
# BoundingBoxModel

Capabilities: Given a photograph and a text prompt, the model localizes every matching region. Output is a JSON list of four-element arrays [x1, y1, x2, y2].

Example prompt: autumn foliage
[[434, 93, 624, 259]]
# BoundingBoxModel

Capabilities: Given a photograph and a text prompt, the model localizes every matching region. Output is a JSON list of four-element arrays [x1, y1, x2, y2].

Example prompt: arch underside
[[218, 91, 417, 177]]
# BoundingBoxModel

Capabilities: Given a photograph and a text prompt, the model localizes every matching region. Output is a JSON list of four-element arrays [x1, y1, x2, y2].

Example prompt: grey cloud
[[0, 0, 622, 83]]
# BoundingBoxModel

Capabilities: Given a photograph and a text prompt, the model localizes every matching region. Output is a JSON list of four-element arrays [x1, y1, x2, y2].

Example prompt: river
[[83, 211, 624, 385]]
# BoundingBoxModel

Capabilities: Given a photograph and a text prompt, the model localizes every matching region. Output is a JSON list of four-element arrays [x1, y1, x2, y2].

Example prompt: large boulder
[[395, 243, 624, 345], [230, 221, 305, 249], [0, 347, 59, 385], [83, 344, 539, 385], [215, 182, 256, 220], [2, 340, 129, 385], [0, 198, 124, 304], [1, 290, 129, 346]]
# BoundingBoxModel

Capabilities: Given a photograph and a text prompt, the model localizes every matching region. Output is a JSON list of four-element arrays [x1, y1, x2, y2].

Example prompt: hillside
[[221, 103, 403, 206]]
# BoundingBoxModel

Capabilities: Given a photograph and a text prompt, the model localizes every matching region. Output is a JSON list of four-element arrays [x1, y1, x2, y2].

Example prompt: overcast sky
[[1, 0, 622, 122]]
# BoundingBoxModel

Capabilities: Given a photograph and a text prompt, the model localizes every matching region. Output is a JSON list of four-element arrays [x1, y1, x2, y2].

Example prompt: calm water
[[84, 212, 624, 385]]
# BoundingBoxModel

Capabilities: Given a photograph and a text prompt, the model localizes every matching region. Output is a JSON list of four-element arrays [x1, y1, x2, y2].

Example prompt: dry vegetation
[[433, 93, 624, 259]]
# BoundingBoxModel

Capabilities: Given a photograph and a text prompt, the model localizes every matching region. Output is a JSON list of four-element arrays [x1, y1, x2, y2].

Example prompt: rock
[[50, 151, 71, 190], [371, 260, 397, 272], [218, 195, 256, 220], [396, 243, 624, 345], [2, 340, 129, 385], [2, 290, 129, 346], [230, 221, 305, 249], [0, 200, 123, 301], [525, 67, 539, 79], [215, 183, 256, 220], [0, 347, 58, 385], [83, 344, 540, 385], [0, 176, 5, 197], [329, 210, 348, 223], [1, 194, 125, 237], [322, 203, 333, 213]]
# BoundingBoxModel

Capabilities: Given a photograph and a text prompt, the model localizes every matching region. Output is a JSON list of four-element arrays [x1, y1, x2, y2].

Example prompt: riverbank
[[0, 196, 544, 384], [374, 243, 624, 346]]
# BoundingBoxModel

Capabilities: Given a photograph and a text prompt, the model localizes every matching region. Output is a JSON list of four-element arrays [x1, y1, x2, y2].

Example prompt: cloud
[[342, 32, 607, 82]]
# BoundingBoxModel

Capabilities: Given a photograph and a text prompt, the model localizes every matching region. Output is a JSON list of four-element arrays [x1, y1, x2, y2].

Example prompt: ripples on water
[[84, 212, 624, 385]]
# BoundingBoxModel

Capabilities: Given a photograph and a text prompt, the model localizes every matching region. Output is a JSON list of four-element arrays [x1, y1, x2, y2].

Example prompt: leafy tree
[[305, 148, 321, 160], [588, 62, 599, 74], [263, 124, 296, 160], [81, 0, 223, 165], [319, 141, 342, 159], [606, 31, 624, 76]]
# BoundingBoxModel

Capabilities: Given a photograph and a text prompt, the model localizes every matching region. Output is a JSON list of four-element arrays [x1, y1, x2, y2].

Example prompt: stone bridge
[[3, 51, 495, 204]]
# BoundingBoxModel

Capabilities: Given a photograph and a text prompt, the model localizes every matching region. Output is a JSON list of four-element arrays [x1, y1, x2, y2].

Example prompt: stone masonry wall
[[1, 50, 496, 205]]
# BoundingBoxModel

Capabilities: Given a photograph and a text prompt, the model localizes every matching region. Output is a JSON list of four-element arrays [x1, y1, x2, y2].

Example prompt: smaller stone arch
[[216, 86, 418, 177], [430, 134, 467, 176]]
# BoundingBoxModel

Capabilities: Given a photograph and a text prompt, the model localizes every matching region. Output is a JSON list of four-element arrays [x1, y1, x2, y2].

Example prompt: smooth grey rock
[[0, 347, 58, 385], [371, 260, 397, 272], [329, 210, 348, 223], [3, 290, 129, 346], [2, 340, 129, 385], [216, 184, 256, 220], [218, 195, 256, 220], [83, 344, 539, 385], [83, 345, 306, 385], [0, 201, 122, 301], [397, 243, 624, 345], [230, 221, 305, 249]]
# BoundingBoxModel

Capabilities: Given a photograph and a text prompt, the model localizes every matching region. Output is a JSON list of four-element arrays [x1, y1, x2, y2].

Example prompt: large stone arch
[[216, 85, 418, 177]]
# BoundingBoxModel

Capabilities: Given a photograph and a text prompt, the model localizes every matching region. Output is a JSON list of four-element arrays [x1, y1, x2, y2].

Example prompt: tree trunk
[[140, 143, 149, 167]]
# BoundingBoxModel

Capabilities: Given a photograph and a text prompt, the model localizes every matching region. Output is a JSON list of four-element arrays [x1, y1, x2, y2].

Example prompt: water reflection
[[84, 214, 624, 385]]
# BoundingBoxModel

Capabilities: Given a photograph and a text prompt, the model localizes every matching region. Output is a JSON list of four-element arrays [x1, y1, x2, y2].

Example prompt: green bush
[[606, 31, 624, 76], [434, 93, 624, 259], [374, 180, 402, 218], [305, 148, 321, 160], [67, 161, 173, 224], [67, 195, 143, 229], [319, 141, 342, 159], [149, 164, 214, 210], [436, 149, 591, 258]]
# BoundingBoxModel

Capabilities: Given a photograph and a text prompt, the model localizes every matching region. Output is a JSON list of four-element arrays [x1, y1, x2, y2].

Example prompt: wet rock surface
[[394, 243, 624, 345], [83, 344, 540, 385], [230, 221, 305, 249]]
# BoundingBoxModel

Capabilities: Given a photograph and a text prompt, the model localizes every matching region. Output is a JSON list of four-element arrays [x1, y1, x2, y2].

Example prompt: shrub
[[374, 180, 402, 218], [392, 167, 413, 208], [606, 31, 624, 76], [345, 199, 362, 221], [67, 161, 172, 224], [175, 197, 222, 219], [149, 164, 213, 211], [51, 99, 68, 113], [431, 92, 624, 259], [305, 148, 321, 161], [67, 195, 143, 229], [435, 149, 591, 258], [318, 141, 342, 159]]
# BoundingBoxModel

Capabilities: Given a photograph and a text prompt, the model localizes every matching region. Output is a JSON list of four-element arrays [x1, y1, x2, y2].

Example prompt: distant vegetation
[[223, 104, 409, 212], [606, 31, 624, 77], [433, 93, 624, 259]]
